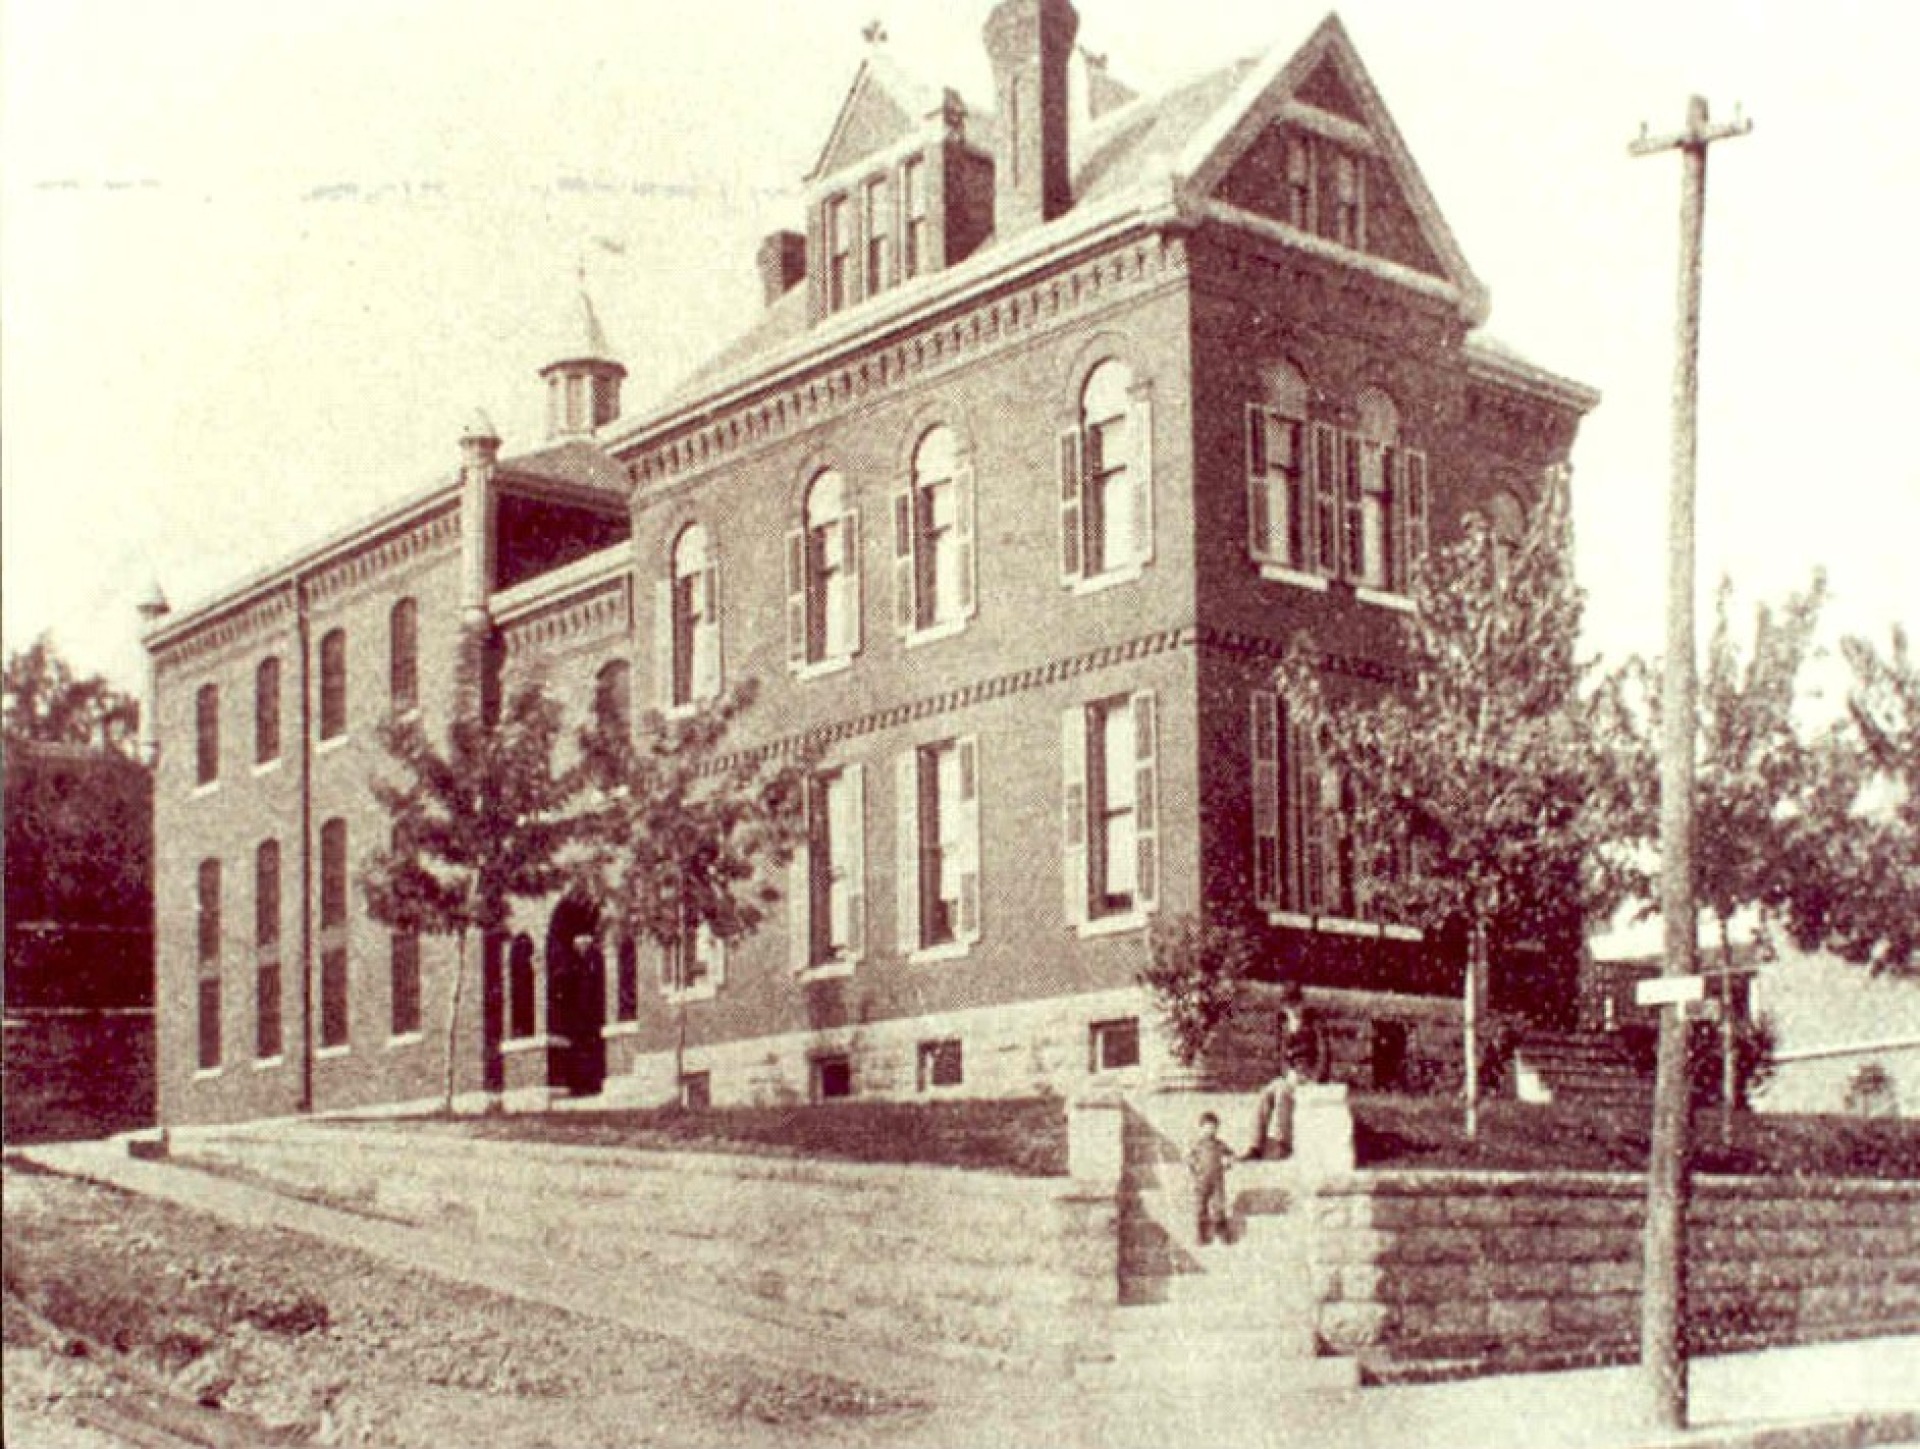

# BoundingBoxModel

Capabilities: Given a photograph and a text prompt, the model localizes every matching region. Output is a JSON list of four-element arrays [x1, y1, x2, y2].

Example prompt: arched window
[[319, 628, 347, 740], [668, 525, 719, 705], [195, 683, 220, 786], [389, 599, 418, 713], [1247, 362, 1310, 569], [1060, 359, 1153, 583], [595, 658, 632, 737], [785, 470, 861, 668], [894, 426, 976, 635], [254, 657, 280, 765]]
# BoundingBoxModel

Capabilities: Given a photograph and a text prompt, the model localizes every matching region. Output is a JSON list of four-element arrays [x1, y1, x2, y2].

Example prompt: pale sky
[[4, 0, 1916, 697]]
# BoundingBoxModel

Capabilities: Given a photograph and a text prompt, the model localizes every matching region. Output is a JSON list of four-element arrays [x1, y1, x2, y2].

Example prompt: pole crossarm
[[1629, 96, 1753, 157]]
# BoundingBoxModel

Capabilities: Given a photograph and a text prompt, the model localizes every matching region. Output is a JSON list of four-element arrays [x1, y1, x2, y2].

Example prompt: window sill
[[315, 1043, 351, 1060], [1256, 562, 1331, 591], [793, 656, 854, 683], [795, 958, 856, 983], [252, 757, 283, 778], [663, 980, 719, 1004], [191, 780, 220, 799], [315, 734, 349, 756], [193, 1065, 223, 1081], [903, 618, 968, 650], [386, 1031, 423, 1050], [390, 705, 420, 724], [252, 1055, 283, 1071], [907, 939, 974, 966], [1354, 586, 1416, 613], [1268, 910, 1422, 942], [603, 1019, 642, 1039], [1068, 564, 1145, 598], [500, 1033, 565, 1056], [1076, 911, 1148, 941]]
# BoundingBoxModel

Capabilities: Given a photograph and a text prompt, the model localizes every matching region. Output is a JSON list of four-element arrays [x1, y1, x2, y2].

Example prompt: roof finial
[[862, 19, 888, 45]]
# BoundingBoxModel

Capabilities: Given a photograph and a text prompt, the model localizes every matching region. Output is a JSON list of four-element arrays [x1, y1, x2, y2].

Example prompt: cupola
[[539, 289, 626, 440]]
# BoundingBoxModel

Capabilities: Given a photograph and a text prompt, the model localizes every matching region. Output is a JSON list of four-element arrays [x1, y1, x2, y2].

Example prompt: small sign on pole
[[1636, 974, 1706, 1009]]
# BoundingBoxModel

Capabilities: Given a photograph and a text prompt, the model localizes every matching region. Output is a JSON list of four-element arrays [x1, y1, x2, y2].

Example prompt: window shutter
[[1130, 396, 1155, 565], [957, 734, 981, 942], [1282, 419, 1306, 567], [653, 577, 675, 709], [784, 529, 807, 667], [843, 510, 864, 657], [701, 554, 723, 699], [1061, 707, 1088, 927], [843, 763, 866, 960], [1342, 440, 1366, 580], [789, 781, 813, 972], [892, 486, 916, 635], [1402, 449, 1429, 592], [896, 750, 920, 953], [955, 465, 977, 620], [1246, 404, 1270, 563], [1309, 422, 1340, 578], [1057, 427, 1084, 583], [1294, 718, 1326, 915], [1131, 690, 1159, 911], [1251, 691, 1280, 908], [1282, 698, 1310, 911]]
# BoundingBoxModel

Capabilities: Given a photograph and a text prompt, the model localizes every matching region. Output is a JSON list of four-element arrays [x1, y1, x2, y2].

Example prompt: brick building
[[146, 2, 1595, 1125]]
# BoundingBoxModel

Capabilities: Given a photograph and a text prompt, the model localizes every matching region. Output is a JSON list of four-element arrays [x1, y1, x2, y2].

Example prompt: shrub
[[1845, 1063, 1900, 1119], [1138, 912, 1258, 1067]]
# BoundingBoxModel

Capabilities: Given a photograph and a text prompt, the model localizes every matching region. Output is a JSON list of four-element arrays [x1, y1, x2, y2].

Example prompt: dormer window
[[864, 174, 893, 297], [827, 195, 852, 312], [903, 156, 928, 279]]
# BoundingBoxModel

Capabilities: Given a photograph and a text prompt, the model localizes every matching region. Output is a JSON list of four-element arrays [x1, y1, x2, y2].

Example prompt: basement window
[[812, 1053, 854, 1101], [1089, 1017, 1141, 1073]]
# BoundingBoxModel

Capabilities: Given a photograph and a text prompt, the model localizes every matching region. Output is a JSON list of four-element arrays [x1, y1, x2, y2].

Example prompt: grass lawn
[[438, 1096, 1071, 1177], [1353, 1094, 1920, 1179]]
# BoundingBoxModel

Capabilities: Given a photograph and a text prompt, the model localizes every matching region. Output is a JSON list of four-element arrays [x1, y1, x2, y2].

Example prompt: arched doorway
[[546, 895, 606, 1097]]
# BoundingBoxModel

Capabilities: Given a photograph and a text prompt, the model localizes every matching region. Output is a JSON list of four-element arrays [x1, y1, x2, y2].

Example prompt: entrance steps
[[1512, 1031, 1652, 1111]]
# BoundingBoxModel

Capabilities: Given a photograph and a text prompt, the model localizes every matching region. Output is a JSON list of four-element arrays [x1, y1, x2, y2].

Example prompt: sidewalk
[[18, 1136, 1919, 1449]]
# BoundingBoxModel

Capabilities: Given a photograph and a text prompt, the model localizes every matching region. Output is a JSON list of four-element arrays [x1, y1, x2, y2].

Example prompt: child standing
[[1186, 1111, 1235, 1245]]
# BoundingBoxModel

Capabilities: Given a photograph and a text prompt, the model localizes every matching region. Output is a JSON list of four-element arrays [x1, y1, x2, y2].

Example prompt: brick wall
[[1309, 1171, 1920, 1374]]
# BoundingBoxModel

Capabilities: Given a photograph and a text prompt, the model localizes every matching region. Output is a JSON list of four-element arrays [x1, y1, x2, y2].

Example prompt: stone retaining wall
[[2, 1009, 154, 1144], [1310, 1171, 1920, 1374], [178, 1123, 1114, 1374]]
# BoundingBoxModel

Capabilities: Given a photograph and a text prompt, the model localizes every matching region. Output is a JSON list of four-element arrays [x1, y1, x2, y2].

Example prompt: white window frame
[[897, 736, 981, 961], [1063, 691, 1158, 936], [662, 525, 721, 712], [894, 427, 976, 645], [791, 764, 866, 978], [1059, 362, 1153, 593], [787, 472, 862, 676]]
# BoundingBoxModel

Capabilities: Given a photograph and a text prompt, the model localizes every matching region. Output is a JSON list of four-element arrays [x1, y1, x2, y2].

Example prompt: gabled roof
[[622, 13, 1510, 443], [807, 50, 949, 184]]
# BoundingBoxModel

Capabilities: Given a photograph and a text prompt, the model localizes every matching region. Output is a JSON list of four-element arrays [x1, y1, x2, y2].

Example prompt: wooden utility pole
[[1629, 94, 1750, 1432]]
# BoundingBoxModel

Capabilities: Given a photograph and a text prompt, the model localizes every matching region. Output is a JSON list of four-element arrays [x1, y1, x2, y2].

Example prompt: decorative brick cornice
[[1192, 623, 1414, 686], [154, 588, 298, 671], [625, 232, 1189, 496], [307, 508, 460, 606], [499, 576, 632, 659]]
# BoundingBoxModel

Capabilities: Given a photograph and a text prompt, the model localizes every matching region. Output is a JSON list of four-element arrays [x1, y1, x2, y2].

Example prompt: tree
[[1785, 625, 1920, 975], [360, 639, 578, 1111], [1276, 475, 1640, 1135], [568, 679, 814, 1095], [3, 634, 140, 758], [1139, 911, 1259, 1070]]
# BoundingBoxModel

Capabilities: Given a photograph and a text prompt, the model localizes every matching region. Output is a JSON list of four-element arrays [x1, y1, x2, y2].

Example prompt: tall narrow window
[[390, 932, 421, 1038], [254, 657, 280, 765], [902, 155, 928, 279], [255, 840, 281, 1060], [1327, 150, 1364, 247], [389, 598, 418, 713], [319, 628, 347, 740], [508, 934, 536, 1040], [864, 173, 892, 297], [1061, 360, 1153, 584], [318, 817, 349, 1049], [195, 683, 219, 786], [1063, 692, 1159, 925], [615, 937, 639, 1023], [826, 195, 851, 312], [1352, 389, 1400, 589], [1284, 133, 1313, 229], [787, 471, 861, 668], [1253, 689, 1379, 920], [792, 765, 864, 970], [894, 426, 975, 636], [595, 658, 632, 738], [668, 525, 719, 706], [897, 737, 981, 953], [197, 858, 221, 1069], [662, 921, 724, 995], [1246, 363, 1310, 571]]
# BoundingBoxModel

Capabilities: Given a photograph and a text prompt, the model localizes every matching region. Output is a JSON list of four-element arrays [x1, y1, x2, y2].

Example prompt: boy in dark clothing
[[1246, 990, 1329, 1159], [1187, 1111, 1235, 1245]]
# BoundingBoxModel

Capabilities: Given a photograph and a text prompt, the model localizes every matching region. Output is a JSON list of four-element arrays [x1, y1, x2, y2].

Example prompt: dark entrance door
[[546, 898, 605, 1097]]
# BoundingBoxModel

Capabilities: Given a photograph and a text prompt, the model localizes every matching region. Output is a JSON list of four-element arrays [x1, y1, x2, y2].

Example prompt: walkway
[[19, 1136, 1919, 1449]]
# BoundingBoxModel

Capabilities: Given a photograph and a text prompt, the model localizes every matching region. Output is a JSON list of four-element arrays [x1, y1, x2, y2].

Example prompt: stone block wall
[[1, 1009, 155, 1144], [1309, 1171, 1920, 1373], [178, 1123, 1116, 1373]]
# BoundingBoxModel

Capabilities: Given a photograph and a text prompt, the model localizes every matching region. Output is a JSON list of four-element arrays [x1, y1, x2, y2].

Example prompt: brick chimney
[[756, 231, 807, 306], [983, 0, 1078, 238]]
